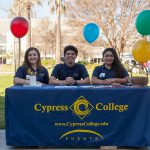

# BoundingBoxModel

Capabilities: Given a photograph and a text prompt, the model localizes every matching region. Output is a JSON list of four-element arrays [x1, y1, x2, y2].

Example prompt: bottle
[[26, 75, 30, 84]]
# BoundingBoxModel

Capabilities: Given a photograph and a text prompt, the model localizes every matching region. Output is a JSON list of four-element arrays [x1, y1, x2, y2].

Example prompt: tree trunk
[[18, 38, 21, 67], [26, 1, 31, 48], [55, 3, 61, 64], [13, 38, 17, 73], [26, 19, 31, 48]]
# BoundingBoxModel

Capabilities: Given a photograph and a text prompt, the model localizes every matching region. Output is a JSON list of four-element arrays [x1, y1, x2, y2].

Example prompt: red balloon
[[10, 17, 29, 38]]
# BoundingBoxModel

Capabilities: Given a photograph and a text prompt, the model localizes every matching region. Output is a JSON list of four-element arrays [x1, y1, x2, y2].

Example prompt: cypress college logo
[[70, 96, 94, 120], [61, 96, 103, 141]]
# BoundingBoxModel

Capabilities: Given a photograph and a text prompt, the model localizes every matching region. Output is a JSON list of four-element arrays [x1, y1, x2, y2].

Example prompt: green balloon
[[135, 10, 150, 36]]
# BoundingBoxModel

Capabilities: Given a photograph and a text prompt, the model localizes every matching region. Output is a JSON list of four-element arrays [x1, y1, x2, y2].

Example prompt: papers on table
[[79, 85, 95, 88], [54, 85, 113, 88], [22, 84, 133, 88], [54, 86, 77, 88], [23, 83, 42, 87], [93, 85, 113, 88]]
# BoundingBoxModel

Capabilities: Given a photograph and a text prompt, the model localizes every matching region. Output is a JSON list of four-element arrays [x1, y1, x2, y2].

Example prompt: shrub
[[42, 59, 55, 67], [78, 61, 89, 65]]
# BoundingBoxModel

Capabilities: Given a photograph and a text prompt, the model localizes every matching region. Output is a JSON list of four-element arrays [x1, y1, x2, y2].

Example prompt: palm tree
[[9, 0, 43, 47], [9, 0, 43, 67], [48, 0, 65, 64], [25, 0, 43, 48]]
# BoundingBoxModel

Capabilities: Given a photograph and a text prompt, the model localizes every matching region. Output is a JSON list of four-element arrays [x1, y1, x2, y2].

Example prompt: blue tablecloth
[[5, 85, 150, 147]]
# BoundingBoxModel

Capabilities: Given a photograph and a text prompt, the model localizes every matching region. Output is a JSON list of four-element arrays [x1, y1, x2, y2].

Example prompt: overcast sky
[[0, 1, 50, 18]]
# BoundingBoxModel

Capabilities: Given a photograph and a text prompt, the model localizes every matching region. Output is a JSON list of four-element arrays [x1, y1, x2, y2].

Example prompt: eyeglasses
[[104, 55, 114, 58]]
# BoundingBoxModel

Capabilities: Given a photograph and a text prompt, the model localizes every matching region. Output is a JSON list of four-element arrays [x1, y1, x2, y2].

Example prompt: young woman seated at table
[[14, 47, 49, 85], [92, 48, 130, 86]]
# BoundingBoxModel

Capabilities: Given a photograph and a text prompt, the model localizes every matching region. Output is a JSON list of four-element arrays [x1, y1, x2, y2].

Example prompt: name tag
[[39, 73, 44, 77], [99, 73, 105, 77]]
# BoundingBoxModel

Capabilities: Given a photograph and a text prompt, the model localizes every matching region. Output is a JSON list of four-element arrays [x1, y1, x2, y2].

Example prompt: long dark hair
[[103, 48, 125, 78], [23, 47, 42, 73]]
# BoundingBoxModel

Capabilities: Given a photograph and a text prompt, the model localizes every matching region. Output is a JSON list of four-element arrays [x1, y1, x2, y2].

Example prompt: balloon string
[[147, 36, 150, 42]]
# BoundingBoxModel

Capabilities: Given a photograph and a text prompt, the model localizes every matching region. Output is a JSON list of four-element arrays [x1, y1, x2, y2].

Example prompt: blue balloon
[[83, 23, 99, 43]]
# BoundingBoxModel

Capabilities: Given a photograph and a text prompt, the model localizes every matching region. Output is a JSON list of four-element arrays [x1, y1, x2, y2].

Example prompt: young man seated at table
[[49, 45, 90, 85]]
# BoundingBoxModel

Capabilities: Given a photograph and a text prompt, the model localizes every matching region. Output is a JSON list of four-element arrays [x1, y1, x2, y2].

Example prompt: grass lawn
[[0, 74, 13, 129]]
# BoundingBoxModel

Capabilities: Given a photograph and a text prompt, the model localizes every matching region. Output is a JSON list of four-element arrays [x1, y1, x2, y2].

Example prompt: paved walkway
[[0, 130, 149, 150], [0, 71, 14, 74]]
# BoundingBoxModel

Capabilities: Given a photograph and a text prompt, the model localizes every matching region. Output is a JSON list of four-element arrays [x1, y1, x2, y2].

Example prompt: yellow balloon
[[132, 39, 150, 64]]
